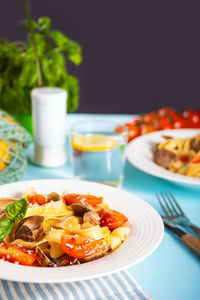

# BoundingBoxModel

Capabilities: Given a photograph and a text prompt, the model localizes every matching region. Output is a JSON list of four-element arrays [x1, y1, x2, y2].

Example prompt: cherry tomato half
[[99, 208, 128, 229], [0, 243, 37, 266], [61, 235, 106, 258], [64, 194, 103, 207], [179, 155, 189, 162], [190, 150, 200, 163], [28, 194, 49, 205]]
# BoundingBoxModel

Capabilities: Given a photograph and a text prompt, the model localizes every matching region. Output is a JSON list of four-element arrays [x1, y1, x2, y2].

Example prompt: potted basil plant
[[0, 1, 82, 134]]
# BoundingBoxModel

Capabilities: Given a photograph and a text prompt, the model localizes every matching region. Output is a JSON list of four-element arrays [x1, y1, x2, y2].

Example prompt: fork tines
[[156, 192, 184, 218]]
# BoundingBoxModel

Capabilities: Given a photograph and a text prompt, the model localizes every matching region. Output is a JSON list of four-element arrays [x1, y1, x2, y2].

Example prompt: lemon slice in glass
[[71, 134, 117, 151]]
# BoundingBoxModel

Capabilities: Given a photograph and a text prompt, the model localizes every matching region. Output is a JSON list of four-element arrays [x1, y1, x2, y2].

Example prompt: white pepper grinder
[[31, 87, 67, 167]]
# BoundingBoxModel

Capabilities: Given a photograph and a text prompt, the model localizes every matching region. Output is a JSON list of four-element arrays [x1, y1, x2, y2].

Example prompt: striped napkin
[[0, 270, 151, 300]]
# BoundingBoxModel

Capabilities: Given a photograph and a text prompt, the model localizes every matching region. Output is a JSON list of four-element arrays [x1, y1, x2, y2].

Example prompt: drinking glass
[[70, 120, 128, 186]]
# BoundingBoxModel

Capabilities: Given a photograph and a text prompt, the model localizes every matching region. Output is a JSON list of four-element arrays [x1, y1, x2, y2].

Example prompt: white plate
[[0, 179, 163, 283], [126, 129, 200, 186]]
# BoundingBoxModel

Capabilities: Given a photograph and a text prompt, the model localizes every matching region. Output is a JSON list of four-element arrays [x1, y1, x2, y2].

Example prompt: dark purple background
[[1, 0, 200, 114]]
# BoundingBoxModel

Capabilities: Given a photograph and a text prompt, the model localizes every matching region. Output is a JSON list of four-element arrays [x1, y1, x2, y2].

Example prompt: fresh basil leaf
[[20, 19, 39, 30], [6, 198, 28, 221], [51, 50, 65, 77], [18, 60, 37, 87], [41, 56, 52, 82], [0, 218, 14, 241], [65, 41, 82, 65], [38, 17, 51, 34], [50, 30, 69, 49], [33, 34, 47, 56], [66, 75, 79, 112]]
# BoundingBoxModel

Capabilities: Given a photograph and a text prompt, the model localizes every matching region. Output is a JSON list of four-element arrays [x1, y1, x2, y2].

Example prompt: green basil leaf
[[20, 19, 39, 30], [0, 218, 14, 241], [50, 30, 69, 49], [33, 34, 47, 56], [68, 53, 82, 65], [41, 56, 52, 82], [65, 41, 82, 65], [18, 60, 34, 87], [0, 78, 4, 94], [65, 41, 81, 55], [6, 198, 28, 221], [38, 17, 51, 34], [65, 75, 79, 112], [51, 50, 65, 77]]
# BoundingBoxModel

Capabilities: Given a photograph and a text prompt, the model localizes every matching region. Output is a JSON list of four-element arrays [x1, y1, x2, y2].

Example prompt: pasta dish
[[0, 188, 130, 267], [153, 133, 200, 178]]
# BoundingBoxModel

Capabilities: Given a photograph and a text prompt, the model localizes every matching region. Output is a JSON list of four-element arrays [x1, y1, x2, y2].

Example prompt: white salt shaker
[[31, 87, 67, 167]]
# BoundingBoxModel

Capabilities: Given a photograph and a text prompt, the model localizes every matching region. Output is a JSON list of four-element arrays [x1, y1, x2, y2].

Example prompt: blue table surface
[[25, 114, 200, 300]]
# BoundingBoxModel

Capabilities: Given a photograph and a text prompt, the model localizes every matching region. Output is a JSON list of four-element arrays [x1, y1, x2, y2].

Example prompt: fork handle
[[181, 234, 200, 256], [189, 225, 200, 237]]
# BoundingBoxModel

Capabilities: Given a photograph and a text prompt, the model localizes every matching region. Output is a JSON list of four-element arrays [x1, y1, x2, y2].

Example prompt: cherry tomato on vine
[[183, 110, 200, 128], [158, 117, 174, 129], [141, 124, 156, 135], [143, 113, 156, 123], [114, 125, 126, 134], [127, 118, 143, 126], [128, 125, 141, 142], [158, 107, 174, 116], [173, 116, 186, 129]]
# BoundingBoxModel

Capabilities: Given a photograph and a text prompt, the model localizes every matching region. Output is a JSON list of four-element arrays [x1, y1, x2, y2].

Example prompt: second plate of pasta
[[126, 129, 200, 186]]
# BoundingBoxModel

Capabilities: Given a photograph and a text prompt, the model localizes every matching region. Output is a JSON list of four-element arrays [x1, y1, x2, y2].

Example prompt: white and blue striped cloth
[[0, 270, 151, 300]]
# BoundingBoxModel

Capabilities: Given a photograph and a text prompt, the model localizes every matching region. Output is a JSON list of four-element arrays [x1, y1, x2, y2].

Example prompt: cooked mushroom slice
[[33, 246, 57, 267], [0, 198, 18, 210], [54, 255, 78, 266], [83, 211, 100, 226], [15, 216, 44, 242], [47, 192, 60, 202], [79, 241, 110, 263], [71, 202, 92, 216], [153, 147, 178, 169]]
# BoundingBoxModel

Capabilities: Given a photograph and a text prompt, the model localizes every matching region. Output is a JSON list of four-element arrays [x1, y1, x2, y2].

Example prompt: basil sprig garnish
[[0, 218, 14, 241], [0, 198, 28, 241], [6, 198, 28, 221]]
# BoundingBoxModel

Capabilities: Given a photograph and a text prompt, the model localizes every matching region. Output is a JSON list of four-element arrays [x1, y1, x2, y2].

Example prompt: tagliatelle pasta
[[0, 188, 130, 267], [26, 200, 73, 218], [153, 133, 200, 178]]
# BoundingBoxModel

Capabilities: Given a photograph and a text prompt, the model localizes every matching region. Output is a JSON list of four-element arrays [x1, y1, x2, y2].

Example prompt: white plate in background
[[126, 129, 200, 186]]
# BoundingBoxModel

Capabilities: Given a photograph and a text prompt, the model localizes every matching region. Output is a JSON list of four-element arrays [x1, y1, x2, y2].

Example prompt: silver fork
[[156, 192, 200, 237]]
